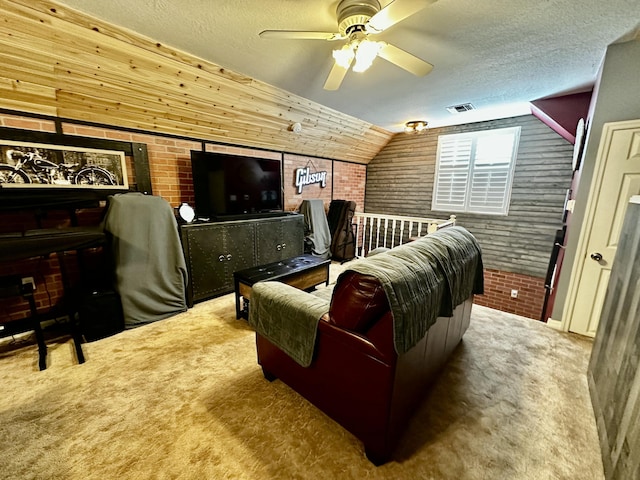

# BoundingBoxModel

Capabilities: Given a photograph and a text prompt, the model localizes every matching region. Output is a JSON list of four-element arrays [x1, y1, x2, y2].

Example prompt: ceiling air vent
[[446, 103, 475, 114]]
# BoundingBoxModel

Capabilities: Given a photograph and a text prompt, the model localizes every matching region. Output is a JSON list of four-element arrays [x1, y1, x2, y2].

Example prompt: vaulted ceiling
[[54, 0, 640, 131]]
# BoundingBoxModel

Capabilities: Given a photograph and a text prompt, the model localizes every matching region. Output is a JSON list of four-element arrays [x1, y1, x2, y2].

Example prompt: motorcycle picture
[[0, 148, 118, 186]]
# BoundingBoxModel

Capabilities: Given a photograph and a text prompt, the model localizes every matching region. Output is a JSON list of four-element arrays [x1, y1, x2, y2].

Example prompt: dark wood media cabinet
[[179, 213, 304, 306]]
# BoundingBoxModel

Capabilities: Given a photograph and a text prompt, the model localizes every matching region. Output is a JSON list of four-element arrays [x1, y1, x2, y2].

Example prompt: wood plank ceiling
[[0, 0, 393, 163]]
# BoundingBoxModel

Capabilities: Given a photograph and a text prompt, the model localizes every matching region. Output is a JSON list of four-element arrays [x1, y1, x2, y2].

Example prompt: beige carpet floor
[[0, 286, 604, 479]]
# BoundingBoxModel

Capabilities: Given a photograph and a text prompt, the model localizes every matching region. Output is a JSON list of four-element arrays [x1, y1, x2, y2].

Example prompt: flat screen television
[[190, 151, 283, 219]]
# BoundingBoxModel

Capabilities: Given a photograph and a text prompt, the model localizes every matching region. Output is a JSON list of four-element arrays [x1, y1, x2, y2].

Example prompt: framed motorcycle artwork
[[0, 140, 128, 189]]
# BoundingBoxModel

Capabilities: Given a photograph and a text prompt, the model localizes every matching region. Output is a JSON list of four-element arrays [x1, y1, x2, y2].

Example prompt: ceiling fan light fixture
[[352, 39, 381, 72], [332, 45, 355, 68], [404, 120, 428, 133], [261, 0, 436, 91]]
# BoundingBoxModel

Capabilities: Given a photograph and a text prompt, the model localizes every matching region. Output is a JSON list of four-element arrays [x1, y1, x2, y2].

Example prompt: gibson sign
[[295, 167, 327, 194]]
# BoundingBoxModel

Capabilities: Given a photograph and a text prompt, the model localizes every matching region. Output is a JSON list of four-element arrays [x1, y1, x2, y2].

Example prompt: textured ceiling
[[54, 0, 640, 132]]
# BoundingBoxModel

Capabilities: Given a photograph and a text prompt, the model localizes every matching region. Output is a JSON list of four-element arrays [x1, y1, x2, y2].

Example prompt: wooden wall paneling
[[0, 49, 55, 86], [0, 79, 57, 116], [0, 0, 393, 164], [13, 1, 298, 141], [365, 115, 574, 278]]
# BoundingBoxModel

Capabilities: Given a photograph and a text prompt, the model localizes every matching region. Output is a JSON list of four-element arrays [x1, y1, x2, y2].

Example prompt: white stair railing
[[353, 213, 457, 258]]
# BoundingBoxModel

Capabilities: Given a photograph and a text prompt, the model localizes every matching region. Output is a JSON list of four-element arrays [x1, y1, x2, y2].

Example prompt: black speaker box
[[78, 290, 124, 342]]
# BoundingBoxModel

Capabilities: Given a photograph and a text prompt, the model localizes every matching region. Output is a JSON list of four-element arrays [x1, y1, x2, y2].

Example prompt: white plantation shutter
[[432, 127, 520, 215], [433, 136, 472, 210]]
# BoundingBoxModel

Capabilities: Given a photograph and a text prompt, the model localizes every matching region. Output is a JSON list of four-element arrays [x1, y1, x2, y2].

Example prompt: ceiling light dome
[[404, 120, 429, 133]]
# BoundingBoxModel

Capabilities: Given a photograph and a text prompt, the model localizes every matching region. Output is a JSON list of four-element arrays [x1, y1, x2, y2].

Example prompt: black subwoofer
[[78, 290, 124, 342]]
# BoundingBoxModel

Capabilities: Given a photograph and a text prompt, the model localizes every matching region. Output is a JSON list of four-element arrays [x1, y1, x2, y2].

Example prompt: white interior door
[[566, 119, 640, 337]]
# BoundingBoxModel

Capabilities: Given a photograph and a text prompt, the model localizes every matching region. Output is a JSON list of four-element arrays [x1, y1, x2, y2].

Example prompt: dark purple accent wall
[[530, 91, 593, 143]]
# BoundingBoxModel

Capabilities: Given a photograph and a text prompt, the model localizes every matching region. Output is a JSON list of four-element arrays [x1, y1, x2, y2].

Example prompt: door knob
[[590, 252, 603, 262], [226, 254, 232, 261], [218, 255, 225, 262]]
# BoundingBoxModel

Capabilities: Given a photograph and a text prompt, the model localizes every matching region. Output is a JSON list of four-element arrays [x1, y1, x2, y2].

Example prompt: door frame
[[558, 119, 640, 335]]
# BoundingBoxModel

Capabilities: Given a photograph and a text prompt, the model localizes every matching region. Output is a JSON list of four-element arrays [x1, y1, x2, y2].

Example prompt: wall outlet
[[21, 276, 35, 291], [510, 289, 518, 299]]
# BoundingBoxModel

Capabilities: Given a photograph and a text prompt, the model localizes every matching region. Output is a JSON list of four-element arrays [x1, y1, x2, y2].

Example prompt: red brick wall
[[61, 123, 201, 205], [283, 154, 333, 211], [1, 114, 57, 132], [0, 256, 61, 322], [333, 162, 366, 212], [474, 268, 546, 320]]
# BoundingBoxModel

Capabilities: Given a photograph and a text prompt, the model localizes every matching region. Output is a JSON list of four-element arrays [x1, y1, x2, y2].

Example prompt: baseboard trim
[[546, 317, 564, 331]]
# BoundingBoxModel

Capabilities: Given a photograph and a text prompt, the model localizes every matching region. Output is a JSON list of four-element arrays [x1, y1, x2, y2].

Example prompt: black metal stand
[[56, 250, 85, 364], [0, 276, 48, 370], [23, 285, 48, 370], [0, 227, 106, 370]]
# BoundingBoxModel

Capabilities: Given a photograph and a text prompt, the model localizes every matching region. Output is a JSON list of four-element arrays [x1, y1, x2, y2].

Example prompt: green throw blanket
[[249, 281, 330, 367], [341, 226, 484, 355], [426, 226, 484, 308]]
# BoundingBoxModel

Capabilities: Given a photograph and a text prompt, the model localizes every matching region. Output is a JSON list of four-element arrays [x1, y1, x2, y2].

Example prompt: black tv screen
[[190, 151, 283, 218]]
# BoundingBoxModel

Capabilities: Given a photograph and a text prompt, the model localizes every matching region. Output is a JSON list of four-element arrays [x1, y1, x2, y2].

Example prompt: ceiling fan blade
[[323, 60, 351, 91], [367, 0, 437, 33], [378, 42, 433, 76], [259, 30, 343, 41]]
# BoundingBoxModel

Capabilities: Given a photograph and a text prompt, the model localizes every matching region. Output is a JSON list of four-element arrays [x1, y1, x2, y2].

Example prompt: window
[[432, 126, 520, 215]]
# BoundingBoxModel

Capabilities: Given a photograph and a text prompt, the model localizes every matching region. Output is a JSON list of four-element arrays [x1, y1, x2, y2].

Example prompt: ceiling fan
[[259, 0, 436, 90]]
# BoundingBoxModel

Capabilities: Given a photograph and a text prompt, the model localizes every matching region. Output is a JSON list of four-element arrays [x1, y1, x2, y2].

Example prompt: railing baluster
[[368, 217, 374, 253], [362, 216, 368, 255], [399, 220, 405, 245], [354, 216, 361, 257], [375, 217, 381, 249], [390, 220, 395, 248], [383, 218, 389, 248]]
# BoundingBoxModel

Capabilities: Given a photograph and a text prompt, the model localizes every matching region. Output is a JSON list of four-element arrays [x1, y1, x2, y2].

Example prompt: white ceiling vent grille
[[446, 103, 475, 114]]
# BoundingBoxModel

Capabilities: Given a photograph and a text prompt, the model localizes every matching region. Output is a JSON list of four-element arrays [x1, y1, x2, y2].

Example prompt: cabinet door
[[224, 222, 256, 279], [255, 216, 305, 264], [280, 216, 304, 258], [183, 225, 228, 303], [255, 219, 284, 264]]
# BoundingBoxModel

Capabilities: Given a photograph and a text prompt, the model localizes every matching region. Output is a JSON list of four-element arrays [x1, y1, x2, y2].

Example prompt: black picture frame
[[0, 140, 128, 189]]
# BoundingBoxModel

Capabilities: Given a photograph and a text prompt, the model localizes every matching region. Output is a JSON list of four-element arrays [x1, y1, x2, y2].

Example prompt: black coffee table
[[233, 254, 330, 319]]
